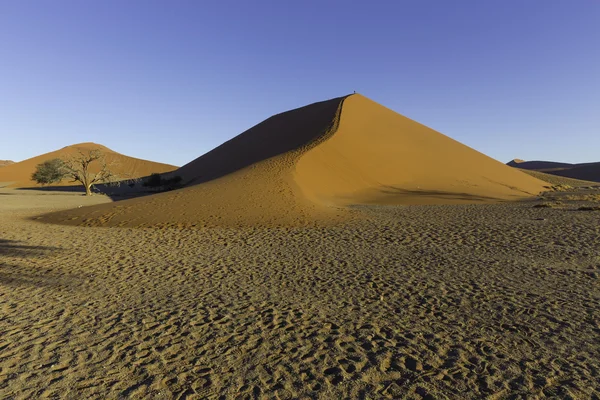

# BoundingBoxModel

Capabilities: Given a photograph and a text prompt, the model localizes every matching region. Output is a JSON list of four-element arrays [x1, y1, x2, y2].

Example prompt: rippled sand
[[1, 189, 599, 399]]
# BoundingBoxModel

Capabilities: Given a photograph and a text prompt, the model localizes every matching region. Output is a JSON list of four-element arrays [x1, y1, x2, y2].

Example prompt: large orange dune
[[0, 142, 177, 188], [41, 94, 546, 228]]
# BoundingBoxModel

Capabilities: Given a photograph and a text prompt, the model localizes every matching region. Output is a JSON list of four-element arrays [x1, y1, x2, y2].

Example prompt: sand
[[39, 95, 546, 228], [508, 160, 600, 183], [507, 160, 576, 171], [1, 188, 599, 399], [0, 161, 14, 168], [518, 169, 600, 188], [0, 143, 177, 189], [294, 95, 545, 205]]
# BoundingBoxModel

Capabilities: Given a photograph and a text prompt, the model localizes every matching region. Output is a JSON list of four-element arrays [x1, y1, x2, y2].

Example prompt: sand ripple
[[1, 195, 599, 398]]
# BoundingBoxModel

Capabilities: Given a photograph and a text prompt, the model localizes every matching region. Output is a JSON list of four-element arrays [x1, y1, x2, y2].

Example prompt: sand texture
[[1, 189, 599, 399], [0, 161, 14, 168], [39, 95, 546, 228], [0, 143, 177, 188]]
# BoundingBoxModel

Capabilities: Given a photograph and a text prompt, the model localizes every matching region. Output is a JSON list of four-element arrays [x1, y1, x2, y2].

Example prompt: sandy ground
[[1, 188, 599, 399]]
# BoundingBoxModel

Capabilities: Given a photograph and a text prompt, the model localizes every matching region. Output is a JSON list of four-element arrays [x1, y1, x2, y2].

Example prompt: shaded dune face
[[545, 163, 600, 183], [509, 160, 576, 171], [173, 97, 347, 185], [0, 142, 177, 188], [40, 95, 546, 228]]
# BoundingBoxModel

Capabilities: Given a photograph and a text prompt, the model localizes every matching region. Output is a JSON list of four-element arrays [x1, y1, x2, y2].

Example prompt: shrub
[[143, 173, 163, 188], [31, 159, 67, 185], [143, 173, 183, 191]]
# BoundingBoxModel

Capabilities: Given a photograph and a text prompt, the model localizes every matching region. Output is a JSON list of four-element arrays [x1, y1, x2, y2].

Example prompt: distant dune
[[506, 159, 575, 171], [0, 142, 177, 188], [518, 169, 599, 187], [0, 160, 14, 167], [507, 159, 600, 182], [41, 94, 546, 228], [549, 163, 600, 183]]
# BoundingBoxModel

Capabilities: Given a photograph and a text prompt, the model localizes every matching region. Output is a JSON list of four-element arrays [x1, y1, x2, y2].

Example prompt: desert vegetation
[[31, 150, 120, 195], [143, 173, 183, 191]]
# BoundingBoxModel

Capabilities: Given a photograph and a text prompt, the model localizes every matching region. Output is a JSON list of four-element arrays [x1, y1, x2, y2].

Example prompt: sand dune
[[0, 160, 14, 168], [294, 95, 544, 205], [507, 159, 575, 171], [508, 159, 600, 182], [549, 162, 600, 183], [519, 169, 599, 188], [41, 95, 546, 228], [173, 96, 346, 185], [0, 142, 177, 188]]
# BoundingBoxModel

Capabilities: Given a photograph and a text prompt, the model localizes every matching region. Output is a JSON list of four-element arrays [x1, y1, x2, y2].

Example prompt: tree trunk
[[85, 184, 92, 196]]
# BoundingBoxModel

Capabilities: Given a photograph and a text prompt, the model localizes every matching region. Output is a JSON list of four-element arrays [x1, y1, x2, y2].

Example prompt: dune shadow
[[14, 183, 158, 202], [375, 185, 508, 202], [0, 238, 59, 257], [0, 239, 73, 287], [173, 96, 348, 187]]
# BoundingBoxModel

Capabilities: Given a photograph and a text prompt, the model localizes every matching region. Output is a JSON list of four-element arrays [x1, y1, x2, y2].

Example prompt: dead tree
[[62, 149, 119, 196]]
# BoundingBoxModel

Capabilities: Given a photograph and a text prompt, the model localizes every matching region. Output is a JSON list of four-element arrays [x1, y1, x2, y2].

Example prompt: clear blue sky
[[1, 1, 599, 166]]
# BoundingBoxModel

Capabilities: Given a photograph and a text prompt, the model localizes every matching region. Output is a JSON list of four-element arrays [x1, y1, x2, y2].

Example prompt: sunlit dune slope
[[40, 95, 545, 228], [0, 142, 177, 188], [295, 95, 545, 205]]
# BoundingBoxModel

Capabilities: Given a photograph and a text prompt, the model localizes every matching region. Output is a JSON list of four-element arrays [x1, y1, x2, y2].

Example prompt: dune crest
[[506, 159, 525, 167], [40, 95, 546, 228], [0, 142, 177, 188]]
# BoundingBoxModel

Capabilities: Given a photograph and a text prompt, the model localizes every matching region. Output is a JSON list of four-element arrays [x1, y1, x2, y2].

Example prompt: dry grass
[[533, 202, 561, 208], [535, 188, 600, 211], [562, 193, 600, 202]]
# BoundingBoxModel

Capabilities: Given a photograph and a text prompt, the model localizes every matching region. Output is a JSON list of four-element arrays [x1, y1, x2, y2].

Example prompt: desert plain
[[1, 94, 600, 399]]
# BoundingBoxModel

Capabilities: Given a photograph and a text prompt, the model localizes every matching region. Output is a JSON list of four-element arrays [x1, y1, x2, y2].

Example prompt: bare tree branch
[[60, 149, 120, 195]]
